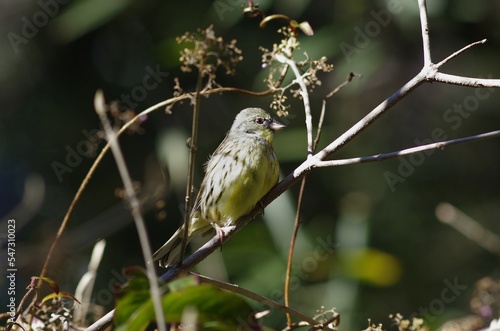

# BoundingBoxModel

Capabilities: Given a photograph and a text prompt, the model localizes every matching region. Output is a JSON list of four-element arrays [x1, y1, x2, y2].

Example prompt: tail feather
[[152, 227, 184, 268]]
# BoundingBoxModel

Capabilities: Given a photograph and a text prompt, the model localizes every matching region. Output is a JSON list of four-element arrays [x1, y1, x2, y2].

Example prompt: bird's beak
[[269, 119, 286, 131]]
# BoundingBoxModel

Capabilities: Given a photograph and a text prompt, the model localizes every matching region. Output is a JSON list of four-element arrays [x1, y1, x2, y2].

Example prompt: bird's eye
[[255, 117, 265, 125]]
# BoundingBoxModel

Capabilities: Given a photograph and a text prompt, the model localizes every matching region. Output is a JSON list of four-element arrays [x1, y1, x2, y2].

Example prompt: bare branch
[[313, 129, 500, 168], [431, 72, 500, 88], [293, 72, 426, 178], [181, 59, 205, 264], [435, 39, 487, 68], [325, 72, 361, 100], [284, 176, 307, 327]]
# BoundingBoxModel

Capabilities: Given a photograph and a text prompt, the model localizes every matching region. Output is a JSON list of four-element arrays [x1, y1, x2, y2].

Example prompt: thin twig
[[284, 72, 357, 326], [435, 39, 487, 68], [313, 129, 500, 168], [193, 272, 318, 326], [313, 100, 327, 150], [284, 72, 358, 327], [93, 91, 166, 331], [180, 59, 205, 264], [324, 72, 361, 100], [283, 177, 307, 326]]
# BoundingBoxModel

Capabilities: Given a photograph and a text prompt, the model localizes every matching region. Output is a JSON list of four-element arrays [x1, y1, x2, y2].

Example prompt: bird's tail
[[152, 227, 185, 268]]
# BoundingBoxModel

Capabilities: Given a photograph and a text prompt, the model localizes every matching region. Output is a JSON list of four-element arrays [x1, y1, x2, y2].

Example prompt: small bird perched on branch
[[153, 107, 285, 268]]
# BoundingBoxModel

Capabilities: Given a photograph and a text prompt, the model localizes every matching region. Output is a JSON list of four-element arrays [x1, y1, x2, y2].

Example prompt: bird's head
[[230, 107, 286, 142]]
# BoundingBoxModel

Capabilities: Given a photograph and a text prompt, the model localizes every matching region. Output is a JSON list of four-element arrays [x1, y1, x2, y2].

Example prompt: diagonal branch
[[292, 71, 426, 178], [155, 131, 500, 281]]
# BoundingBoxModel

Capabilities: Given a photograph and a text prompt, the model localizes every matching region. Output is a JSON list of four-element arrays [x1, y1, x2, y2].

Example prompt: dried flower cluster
[[177, 25, 243, 90], [389, 313, 429, 331], [260, 26, 334, 117]]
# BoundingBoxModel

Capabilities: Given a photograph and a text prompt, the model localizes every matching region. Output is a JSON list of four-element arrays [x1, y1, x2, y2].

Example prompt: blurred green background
[[1, 0, 499, 329]]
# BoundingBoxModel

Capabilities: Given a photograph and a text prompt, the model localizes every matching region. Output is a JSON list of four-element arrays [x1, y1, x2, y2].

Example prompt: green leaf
[[162, 284, 255, 325], [114, 268, 152, 327], [167, 274, 199, 292], [115, 275, 259, 331], [32, 276, 60, 294]]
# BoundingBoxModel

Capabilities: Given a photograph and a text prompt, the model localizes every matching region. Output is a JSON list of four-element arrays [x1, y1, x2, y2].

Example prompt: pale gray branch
[[276, 54, 314, 155], [418, 0, 432, 66], [313, 129, 500, 168], [431, 72, 500, 88], [435, 39, 487, 68]]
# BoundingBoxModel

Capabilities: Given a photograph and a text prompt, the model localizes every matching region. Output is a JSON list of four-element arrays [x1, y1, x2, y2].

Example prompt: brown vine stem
[[274, 53, 313, 327], [180, 58, 205, 264], [283, 177, 307, 327], [282, 73, 357, 327]]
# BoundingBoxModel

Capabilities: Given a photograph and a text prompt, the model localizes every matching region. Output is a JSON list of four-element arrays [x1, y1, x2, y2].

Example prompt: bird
[[152, 107, 285, 268]]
